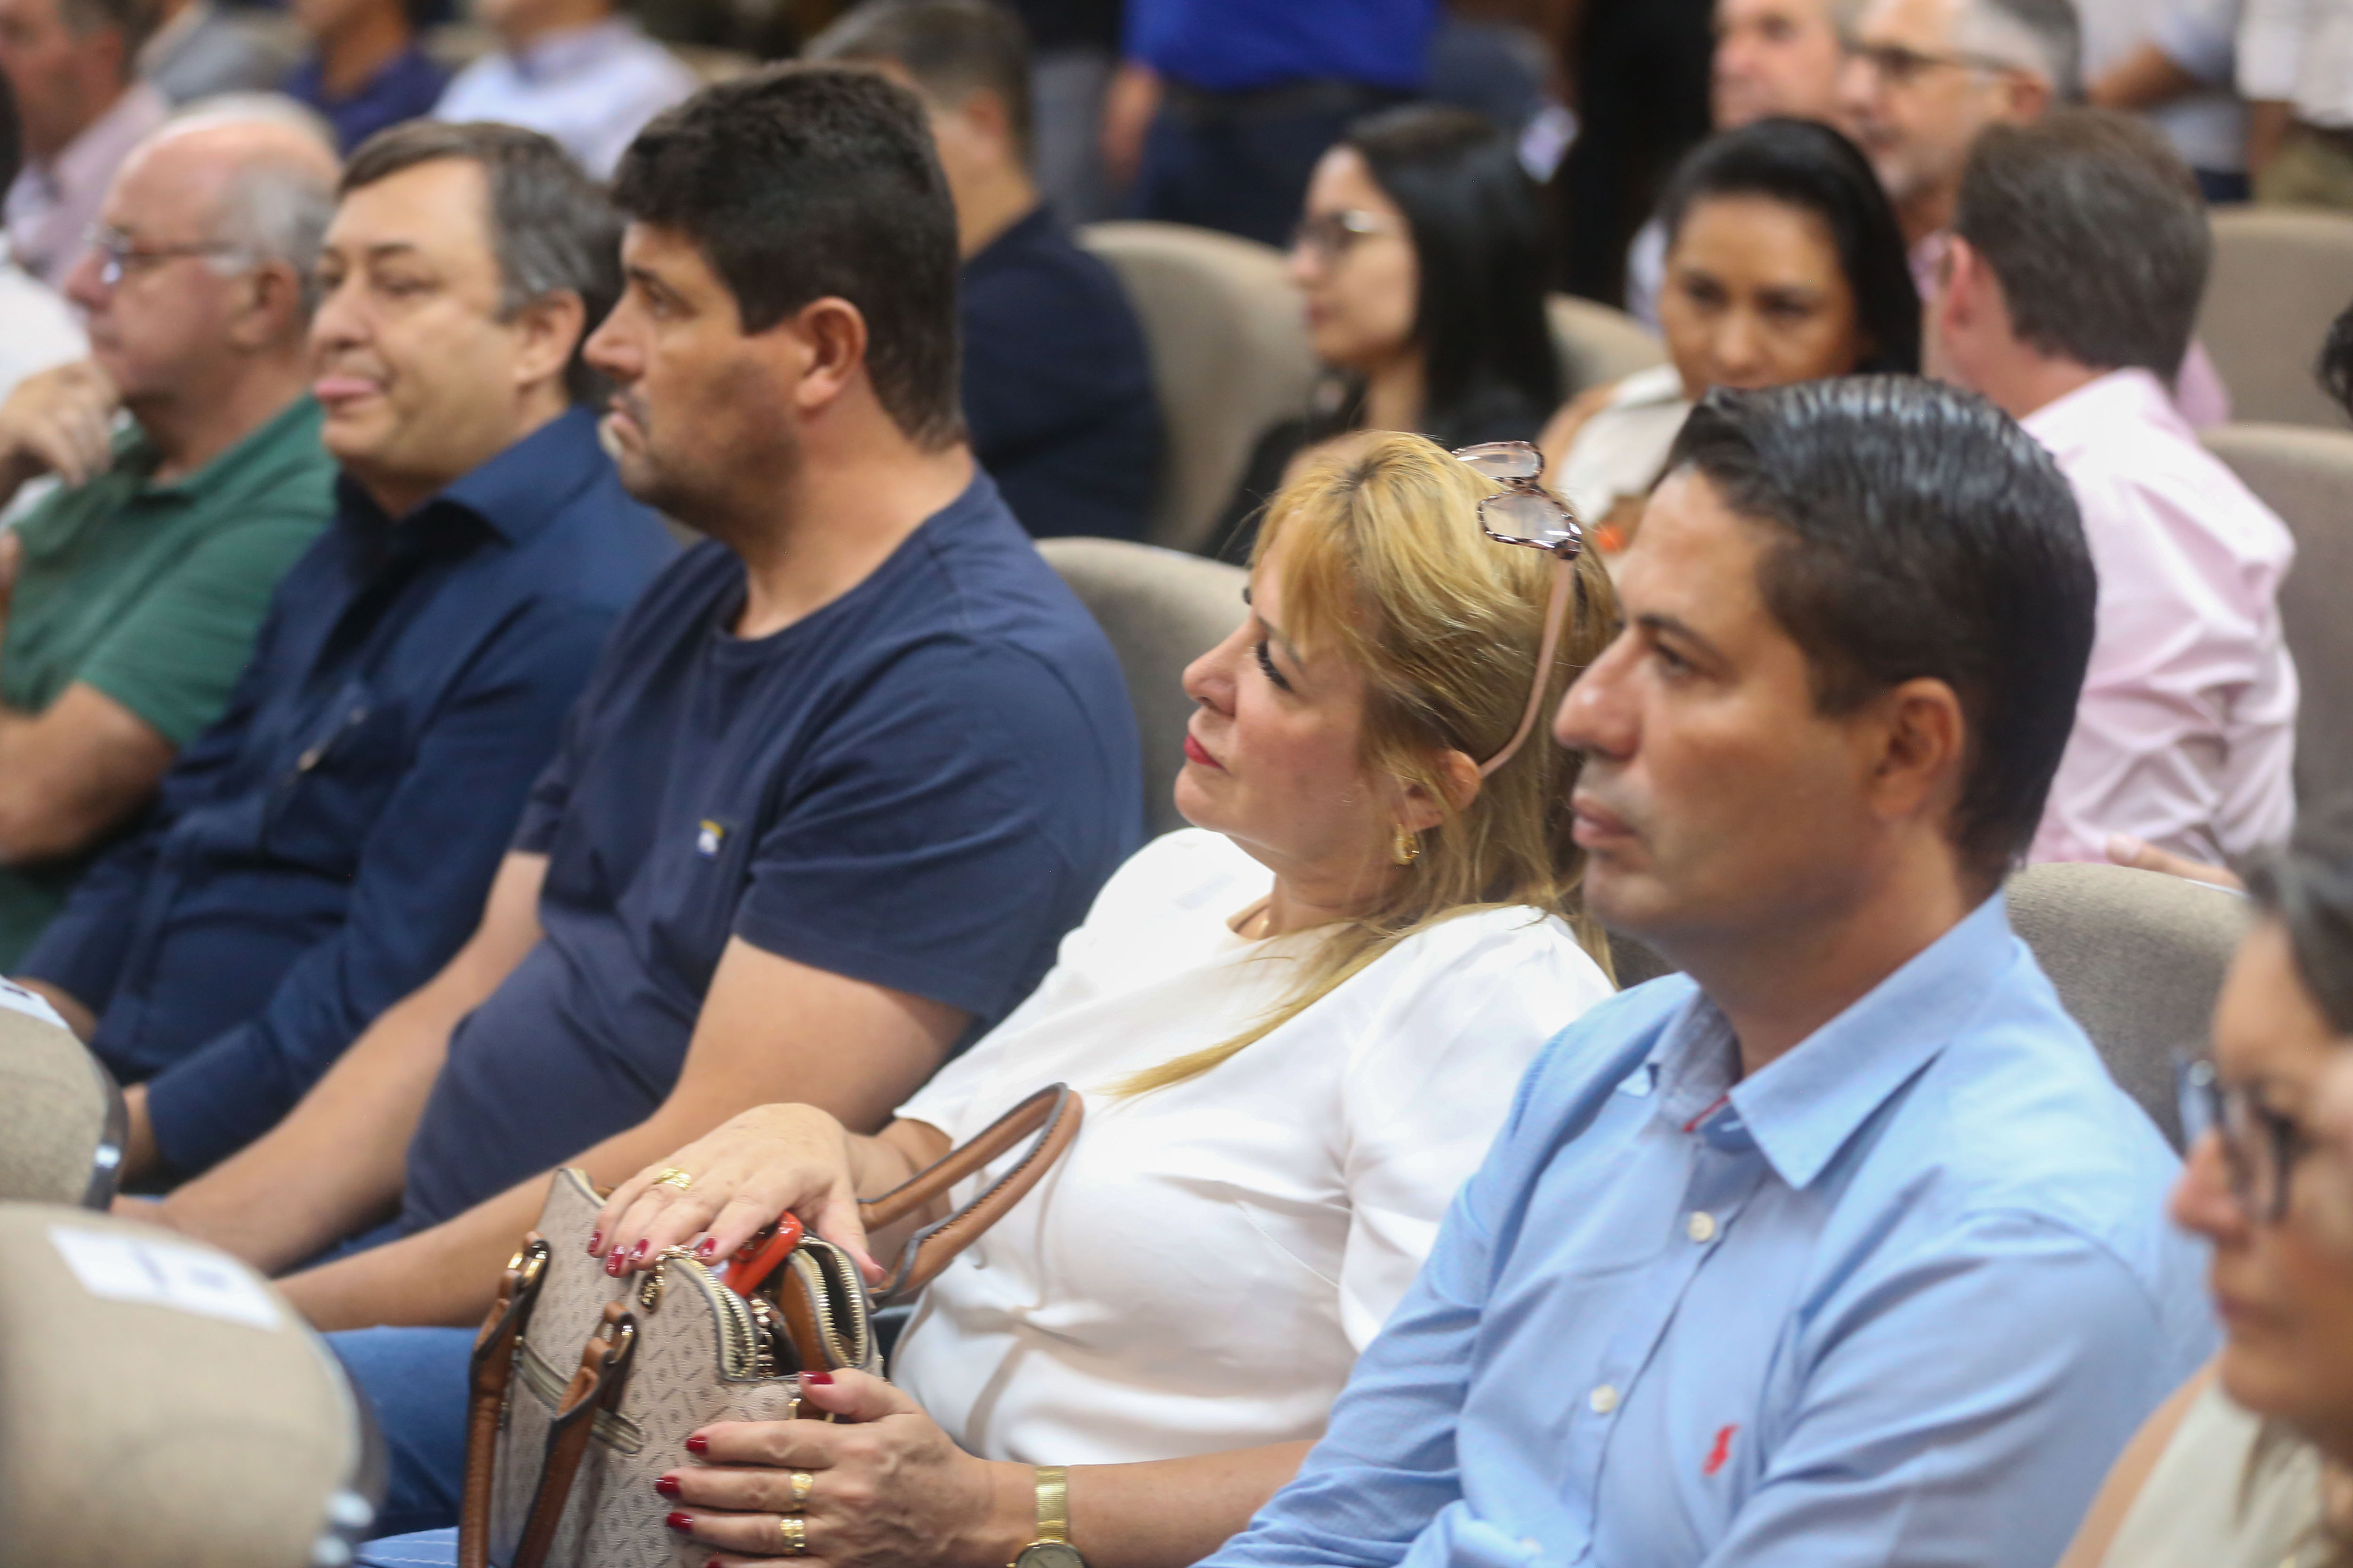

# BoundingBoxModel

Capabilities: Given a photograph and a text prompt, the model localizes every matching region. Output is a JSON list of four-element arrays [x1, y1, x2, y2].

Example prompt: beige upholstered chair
[[0, 1002, 124, 1208], [0, 1205, 384, 1567], [1078, 223, 1322, 554], [1547, 294, 1668, 396], [2199, 208, 2353, 430], [2006, 861, 2253, 1147], [2201, 421, 2353, 809], [1039, 538, 1247, 838]]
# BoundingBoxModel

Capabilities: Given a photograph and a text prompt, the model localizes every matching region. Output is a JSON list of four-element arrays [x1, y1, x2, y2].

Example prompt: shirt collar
[[2019, 367, 2181, 460], [140, 393, 322, 502], [337, 404, 604, 544], [509, 16, 637, 82], [1651, 893, 2022, 1189]]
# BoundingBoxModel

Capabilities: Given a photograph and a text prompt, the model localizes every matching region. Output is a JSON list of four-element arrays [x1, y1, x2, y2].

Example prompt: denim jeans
[[358, 1528, 459, 1567], [333, 1325, 475, 1540]]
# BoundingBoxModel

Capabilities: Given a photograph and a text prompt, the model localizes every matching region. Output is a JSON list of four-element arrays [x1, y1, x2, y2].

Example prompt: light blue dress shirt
[[1206, 894, 2216, 1568], [432, 18, 696, 179]]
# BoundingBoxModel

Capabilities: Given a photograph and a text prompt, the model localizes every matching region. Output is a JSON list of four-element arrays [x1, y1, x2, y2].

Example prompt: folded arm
[[0, 684, 175, 864], [144, 850, 550, 1270]]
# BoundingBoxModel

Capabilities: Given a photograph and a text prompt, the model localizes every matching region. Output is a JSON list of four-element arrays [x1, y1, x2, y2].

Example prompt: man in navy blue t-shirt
[[151, 66, 1143, 1332]]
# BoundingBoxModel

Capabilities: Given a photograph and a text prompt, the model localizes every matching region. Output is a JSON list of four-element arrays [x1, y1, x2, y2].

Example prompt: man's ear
[[509, 289, 588, 399], [785, 296, 869, 417], [1862, 675, 1967, 828], [228, 260, 306, 351], [1999, 70, 2055, 124]]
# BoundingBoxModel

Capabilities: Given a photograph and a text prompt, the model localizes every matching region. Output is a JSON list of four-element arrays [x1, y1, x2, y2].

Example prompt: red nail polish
[[655, 1475, 681, 1498], [665, 1511, 694, 1534], [632, 1239, 650, 1261], [685, 1434, 709, 1455], [801, 1370, 834, 1386], [605, 1252, 625, 1277], [588, 1231, 602, 1256], [694, 1237, 718, 1260]]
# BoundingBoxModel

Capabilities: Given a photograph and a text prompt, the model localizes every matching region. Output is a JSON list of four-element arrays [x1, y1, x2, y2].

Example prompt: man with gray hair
[[0, 108, 342, 972], [0, 0, 167, 285], [15, 119, 674, 1186]]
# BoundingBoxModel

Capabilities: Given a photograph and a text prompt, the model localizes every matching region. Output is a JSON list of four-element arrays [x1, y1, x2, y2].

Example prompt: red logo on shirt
[[1702, 1424, 1738, 1477]]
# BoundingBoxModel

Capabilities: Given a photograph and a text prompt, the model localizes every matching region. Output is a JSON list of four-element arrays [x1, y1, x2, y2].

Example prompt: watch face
[[1016, 1542, 1088, 1568]]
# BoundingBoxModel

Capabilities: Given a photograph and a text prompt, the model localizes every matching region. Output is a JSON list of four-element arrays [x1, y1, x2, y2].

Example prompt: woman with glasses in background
[[1541, 115, 1918, 554], [1208, 105, 1562, 563], [2060, 800, 2353, 1568]]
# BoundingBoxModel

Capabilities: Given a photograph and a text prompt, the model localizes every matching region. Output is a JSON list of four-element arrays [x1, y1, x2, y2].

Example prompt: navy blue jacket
[[23, 408, 675, 1174]]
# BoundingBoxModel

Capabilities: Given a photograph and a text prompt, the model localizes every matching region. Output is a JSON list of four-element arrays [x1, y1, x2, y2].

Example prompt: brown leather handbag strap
[[457, 1236, 551, 1568], [861, 1083, 1082, 1303], [512, 1302, 637, 1568]]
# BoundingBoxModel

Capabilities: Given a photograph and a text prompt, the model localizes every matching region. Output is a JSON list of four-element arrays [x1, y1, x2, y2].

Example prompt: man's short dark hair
[[1964, 0, 2081, 96], [2322, 297, 2353, 421], [611, 66, 965, 450], [1667, 376, 2097, 889], [341, 120, 622, 405], [807, 0, 1033, 160], [1954, 109, 2209, 379]]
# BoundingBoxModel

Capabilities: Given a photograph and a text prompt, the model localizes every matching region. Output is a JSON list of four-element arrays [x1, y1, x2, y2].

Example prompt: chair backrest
[[1078, 222, 1322, 554], [1547, 294, 1668, 396], [2005, 861, 2253, 1148], [1038, 537, 1246, 839], [2200, 421, 2353, 808], [0, 1205, 383, 1567], [1080, 224, 1674, 556], [2199, 207, 2353, 430], [0, 1001, 123, 1208]]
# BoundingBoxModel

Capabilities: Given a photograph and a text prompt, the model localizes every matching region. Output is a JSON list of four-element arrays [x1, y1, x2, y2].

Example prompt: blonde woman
[[560, 433, 1620, 1568]]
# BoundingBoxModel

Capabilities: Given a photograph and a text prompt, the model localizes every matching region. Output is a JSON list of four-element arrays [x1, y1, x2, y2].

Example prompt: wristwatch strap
[[1035, 1466, 1070, 1545]]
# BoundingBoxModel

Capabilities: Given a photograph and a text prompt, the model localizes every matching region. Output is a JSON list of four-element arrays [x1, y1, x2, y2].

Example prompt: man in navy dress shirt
[[814, 0, 1162, 541], [137, 69, 1138, 1366], [18, 121, 673, 1184], [1197, 379, 2214, 1568]]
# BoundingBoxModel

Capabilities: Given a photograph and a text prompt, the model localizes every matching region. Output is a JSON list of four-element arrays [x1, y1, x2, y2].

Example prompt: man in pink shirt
[[1930, 107, 2297, 867]]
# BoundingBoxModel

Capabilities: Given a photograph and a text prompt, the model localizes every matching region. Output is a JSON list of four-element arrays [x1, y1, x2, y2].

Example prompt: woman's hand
[[592, 1104, 876, 1278], [661, 1371, 1033, 1568]]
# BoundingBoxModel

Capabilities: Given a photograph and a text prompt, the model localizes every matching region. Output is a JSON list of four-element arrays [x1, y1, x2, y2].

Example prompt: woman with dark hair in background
[[1542, 115, 1917, 552], [1210, 103, 1559, 562]]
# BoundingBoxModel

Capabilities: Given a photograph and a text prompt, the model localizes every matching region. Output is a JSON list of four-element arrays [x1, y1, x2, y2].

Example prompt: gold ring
[[654, 1168, 694, 1192], [790, 1470, 815, 1507], [778, 1514, 807, 1556]]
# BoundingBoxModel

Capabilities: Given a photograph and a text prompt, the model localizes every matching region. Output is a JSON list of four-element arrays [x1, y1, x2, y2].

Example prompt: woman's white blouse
[[892, 829, 1615, 1465], [1553, 362, 1691, 524]]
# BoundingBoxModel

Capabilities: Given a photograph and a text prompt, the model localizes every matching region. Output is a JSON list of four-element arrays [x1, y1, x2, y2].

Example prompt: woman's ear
[[1398, 749, 1482, 833]]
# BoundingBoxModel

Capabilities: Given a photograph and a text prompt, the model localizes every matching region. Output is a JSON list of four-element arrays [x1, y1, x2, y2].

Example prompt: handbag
[[457, 1083, 1083, 1568]]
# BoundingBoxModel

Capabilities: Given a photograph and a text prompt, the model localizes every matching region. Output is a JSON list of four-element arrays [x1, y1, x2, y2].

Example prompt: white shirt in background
[[433, 17, 696, 179], [892, 828, 1615, 1465], [2239, 0, 2353, 127], [0, 245, 85, 405], [1551, 361, 1689, 526], [2080, 0, 2249, 174], [2024, 368, 2299, 867]]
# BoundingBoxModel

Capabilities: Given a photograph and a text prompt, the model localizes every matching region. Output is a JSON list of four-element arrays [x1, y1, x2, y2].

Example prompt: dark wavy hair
[[2246, 798, 2353, 1037], [1668, 376, 2094, 887], [1342, 104, 1562, 448], [1660, 117, 1921, 376]]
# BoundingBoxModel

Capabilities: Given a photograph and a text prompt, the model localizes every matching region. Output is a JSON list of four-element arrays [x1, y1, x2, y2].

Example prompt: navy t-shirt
[[396, 475, 1142, 1231], [963, 206, 1161, 542]]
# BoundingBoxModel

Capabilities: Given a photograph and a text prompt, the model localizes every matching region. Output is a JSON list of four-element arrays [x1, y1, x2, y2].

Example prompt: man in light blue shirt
[[1204, 377, 2216, 1568]]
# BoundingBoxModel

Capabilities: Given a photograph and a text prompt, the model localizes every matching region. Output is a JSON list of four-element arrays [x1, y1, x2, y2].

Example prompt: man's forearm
[[156, 985, 467, 1272]]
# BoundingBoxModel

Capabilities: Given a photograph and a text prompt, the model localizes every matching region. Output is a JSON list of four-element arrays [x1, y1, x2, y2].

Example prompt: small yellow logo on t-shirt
[[696, 820, 725, 859]]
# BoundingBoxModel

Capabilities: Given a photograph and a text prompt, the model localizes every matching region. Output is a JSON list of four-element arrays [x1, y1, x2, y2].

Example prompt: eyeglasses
[[1452, 441, 1585, 780], [1290, 209, 1406, 265], [1850, 41, 2032, 85], [2178, 1052, 2310, 1225], [85, 225, 248, 290]]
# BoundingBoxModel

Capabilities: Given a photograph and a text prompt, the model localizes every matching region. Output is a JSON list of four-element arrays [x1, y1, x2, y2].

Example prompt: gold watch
[[1008, 1466, 1086, 1568]]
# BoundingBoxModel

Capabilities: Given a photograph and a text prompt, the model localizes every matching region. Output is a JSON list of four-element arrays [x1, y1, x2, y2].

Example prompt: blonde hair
[[1118, 431, 1619, 1096]]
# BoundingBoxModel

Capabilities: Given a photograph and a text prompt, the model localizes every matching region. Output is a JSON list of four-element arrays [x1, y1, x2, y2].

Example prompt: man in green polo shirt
[[0, 107, 340, 965]]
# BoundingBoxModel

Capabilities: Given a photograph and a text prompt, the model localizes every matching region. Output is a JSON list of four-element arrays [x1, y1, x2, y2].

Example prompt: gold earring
[[1391, 824, 1421, 866]]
